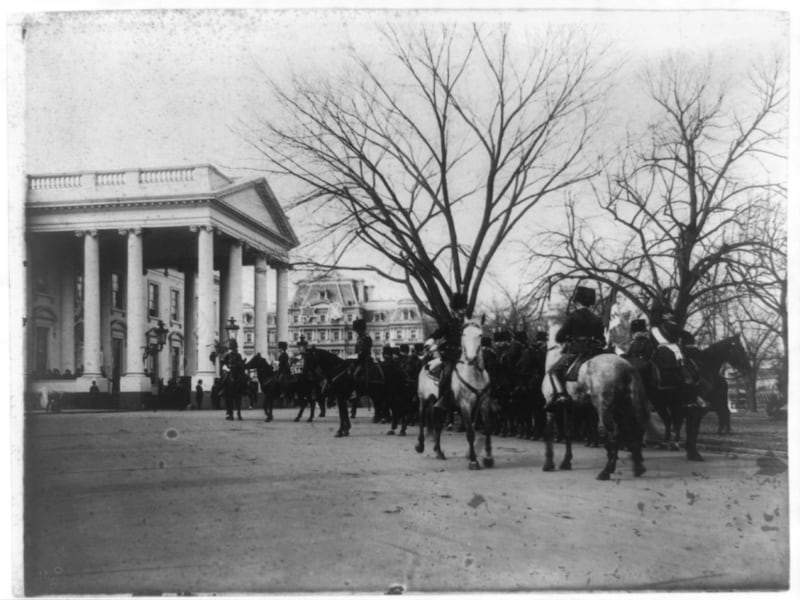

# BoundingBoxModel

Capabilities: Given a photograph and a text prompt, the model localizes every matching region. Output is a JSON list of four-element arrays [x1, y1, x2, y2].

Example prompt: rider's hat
[[352, 318, 366, 333], [450, 292, 468, 311], [413, 342, 425, 353], [573, 286, 596, 307], [399, 343, 410, 354], [297, 335, 308, 347], [514, 330, 528, 344], [278, 341, 288, 351], [630, 319, 647, 334]]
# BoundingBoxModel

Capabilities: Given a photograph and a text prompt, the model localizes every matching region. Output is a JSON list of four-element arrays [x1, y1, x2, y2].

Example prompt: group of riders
[[214, 283, 707, 440]]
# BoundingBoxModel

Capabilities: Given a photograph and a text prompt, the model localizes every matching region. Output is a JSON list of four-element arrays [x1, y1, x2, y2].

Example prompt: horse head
[[461, 320, 484, 368], [723, 334, 752, 374]]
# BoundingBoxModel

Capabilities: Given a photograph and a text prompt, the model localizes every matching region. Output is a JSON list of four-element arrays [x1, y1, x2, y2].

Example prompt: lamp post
[[225, 316, 239, 348], [142, 319, 169, 410]]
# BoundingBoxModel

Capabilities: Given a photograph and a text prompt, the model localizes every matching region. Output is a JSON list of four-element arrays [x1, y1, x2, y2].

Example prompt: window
[[333, 330, 340, 341], [319, 314, 326, 324], [410, 329, 418, 340], [245, 332, 254, 344], [35, 326, 49, 374], [293, 332, 299, 341], [347, 331, 354, 341], [293, 315, 299, 324], [384, 330, 391, 341], [319, 330, 327, 341], [75, 274, 83, 307], [111, 273, 124, 310], [148, 282, 159, 317], [244, 312, 253, 325], [395, 329, 403, 340], [170, 289, 180, 321]]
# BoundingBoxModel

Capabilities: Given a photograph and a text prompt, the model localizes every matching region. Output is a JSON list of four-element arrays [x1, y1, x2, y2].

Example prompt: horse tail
[[626, 365, 650, 428]]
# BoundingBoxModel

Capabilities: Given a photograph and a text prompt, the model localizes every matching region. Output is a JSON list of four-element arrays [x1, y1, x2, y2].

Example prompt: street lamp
[[143, 320, 169, 360], [225, 316, 239, 348]]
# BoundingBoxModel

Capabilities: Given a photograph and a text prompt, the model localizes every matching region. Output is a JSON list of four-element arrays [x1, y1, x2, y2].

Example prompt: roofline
[[27, 163, 234, 183]]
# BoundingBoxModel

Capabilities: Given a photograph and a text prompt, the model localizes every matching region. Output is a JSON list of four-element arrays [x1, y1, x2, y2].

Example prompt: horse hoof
[[559, 463, 572, 471], [596, 471, 611, 481], [543, 463, 555, 472], [225, 416, 233, 421], [386, 430, 395, 435], [264, 418, 270, 422], [399, 430, 406, 437], [634, 465, 646, 477], [293, 417, 300, 422], [687, 452, 704, 462], [415, 443, 424, 453], [468, 461, 481, 470], [306, 418, 313, 423], [482, 457, 495, 468], [335, 430, 344, 438], [436, 454, 447, 461], [237, 416, 243, 421]]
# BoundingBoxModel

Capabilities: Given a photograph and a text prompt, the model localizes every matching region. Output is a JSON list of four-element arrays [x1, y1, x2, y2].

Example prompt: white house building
[[24, 164, 299, 408]]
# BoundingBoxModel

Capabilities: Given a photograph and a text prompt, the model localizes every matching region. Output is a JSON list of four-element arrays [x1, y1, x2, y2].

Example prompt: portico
[[25, 165, 299, 408]]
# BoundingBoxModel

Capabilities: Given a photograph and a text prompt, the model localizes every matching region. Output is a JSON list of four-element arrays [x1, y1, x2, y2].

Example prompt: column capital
[[268, 258, 293, 270], [75, 230, 98, 238], [189, 225, 214, 234], [118, 227, 143, 236]]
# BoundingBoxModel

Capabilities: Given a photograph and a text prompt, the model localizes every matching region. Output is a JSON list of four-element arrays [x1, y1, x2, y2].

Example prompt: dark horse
[[221, 353, 250, 421], [301, 348, 360, 437], [244, 353, 280, 422], [646, 334, 751, 461]]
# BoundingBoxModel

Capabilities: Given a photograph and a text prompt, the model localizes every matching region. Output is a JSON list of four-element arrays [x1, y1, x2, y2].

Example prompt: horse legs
[[225, 393, 234, 421], [306, 391, 316, 422], [481, 400, 495, 468], [543, 406, 557, 472], [559, 400, 573, 471], [461, 405, 480, 470], [432, 407, 447, 460], [335, 394, 351, 437], [685, 406, 705, 461], [236, 394, 243, 421], [630, 438, 646, 477]]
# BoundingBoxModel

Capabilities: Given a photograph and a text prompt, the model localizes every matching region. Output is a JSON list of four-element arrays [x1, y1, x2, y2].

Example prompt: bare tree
[[245, 24, 608, 323], [527, 54, 788, 330]]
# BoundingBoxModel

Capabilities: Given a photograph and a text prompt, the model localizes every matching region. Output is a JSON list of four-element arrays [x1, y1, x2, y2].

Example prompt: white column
[[254, 253, 269, 356], [184, 269, 197, 375], [226, 240, 243, 332], [59, 252, 75, 374], [119, 228, 150, 393], [80, 230, 102, 378], [275, 264, 290, 345], [195, 226, 216, 381]]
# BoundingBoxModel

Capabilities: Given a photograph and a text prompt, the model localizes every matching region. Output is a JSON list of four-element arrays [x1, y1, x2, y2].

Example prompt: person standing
[[195, 379, 204, 410]]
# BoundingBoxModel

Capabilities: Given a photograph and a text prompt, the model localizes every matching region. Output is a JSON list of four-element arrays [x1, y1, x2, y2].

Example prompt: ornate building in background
[[240, 275, 434, 361]]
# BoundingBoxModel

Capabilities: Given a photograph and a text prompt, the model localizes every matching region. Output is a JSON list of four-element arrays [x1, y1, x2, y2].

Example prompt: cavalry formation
[[211, 287, 751, 481]]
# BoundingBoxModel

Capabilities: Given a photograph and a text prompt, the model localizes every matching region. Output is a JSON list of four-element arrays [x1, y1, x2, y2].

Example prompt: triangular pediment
[[215, 179, 299, 247]]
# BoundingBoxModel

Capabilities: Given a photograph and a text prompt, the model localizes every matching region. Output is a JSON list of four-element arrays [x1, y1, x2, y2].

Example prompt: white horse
[[415, 320, 494, 469], [541, 325, 649, 480]]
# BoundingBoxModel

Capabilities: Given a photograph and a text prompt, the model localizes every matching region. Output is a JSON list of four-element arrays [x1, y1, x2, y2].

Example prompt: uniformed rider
[[548, 285, 606, 401], [277, 341, 291, 383], [352, 318, 373, 394], [431, 292, 469, 409]]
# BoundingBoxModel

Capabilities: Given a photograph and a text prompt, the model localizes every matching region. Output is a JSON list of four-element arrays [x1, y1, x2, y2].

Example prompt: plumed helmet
[[573, 286, 596, 307], [278, 341, 288, 351], [353, 318, 366, 333], [399, 343, 410, 354], [514, 330, 528, 344], [297, 336, 308, 347], [450, 292, 468, 311], [630, 319, 647, 334], [535, 330, 548, 343]]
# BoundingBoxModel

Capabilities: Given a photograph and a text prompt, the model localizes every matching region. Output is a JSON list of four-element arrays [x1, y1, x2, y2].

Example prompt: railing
[[95, 171, 126, 186], [29, 174, 82, 190], [138, 167, 195, 184]]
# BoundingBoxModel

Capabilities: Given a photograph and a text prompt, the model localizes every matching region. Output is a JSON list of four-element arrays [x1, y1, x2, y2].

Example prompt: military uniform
[[431, 292, 469, 408], [549, 286, 605, 399]]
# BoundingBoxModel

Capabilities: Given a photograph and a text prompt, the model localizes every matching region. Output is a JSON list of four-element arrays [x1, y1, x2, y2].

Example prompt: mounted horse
[[643, 334, 751, 461], [302, 348, 360, 437], [244, 353, 280, 422], [415, 320, 495, 470], [542, 336, 649, 481]]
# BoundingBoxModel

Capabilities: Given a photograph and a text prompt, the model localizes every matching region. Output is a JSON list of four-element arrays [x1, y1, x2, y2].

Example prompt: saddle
[[564, 340, 606, 382], [652, 345, 693, 389]]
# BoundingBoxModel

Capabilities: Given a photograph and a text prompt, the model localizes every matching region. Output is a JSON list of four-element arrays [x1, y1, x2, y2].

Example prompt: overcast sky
[[10, 3, 793, 306]]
